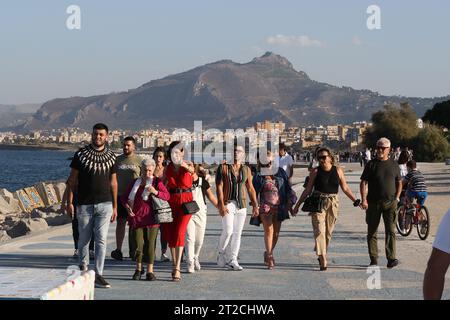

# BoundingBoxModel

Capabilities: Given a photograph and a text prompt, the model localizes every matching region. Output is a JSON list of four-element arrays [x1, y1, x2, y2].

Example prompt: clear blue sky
[[1, 0, 449, 104]]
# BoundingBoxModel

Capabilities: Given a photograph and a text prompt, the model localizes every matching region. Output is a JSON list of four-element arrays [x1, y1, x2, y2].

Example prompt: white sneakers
[[227, 260, 243, 271], [187, 261, 195, 273], [217, 252, 243, 270], [194, 258, 201, 271]]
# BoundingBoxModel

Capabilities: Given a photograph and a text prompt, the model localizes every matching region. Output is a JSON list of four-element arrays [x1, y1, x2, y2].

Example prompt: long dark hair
[[152, 146, 166, 165]]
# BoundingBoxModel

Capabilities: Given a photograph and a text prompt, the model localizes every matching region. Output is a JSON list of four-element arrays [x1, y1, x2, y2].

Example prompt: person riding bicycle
[[403, 160, 428, 211]]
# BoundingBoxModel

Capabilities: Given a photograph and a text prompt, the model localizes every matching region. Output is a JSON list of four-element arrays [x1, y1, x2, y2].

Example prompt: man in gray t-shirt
[[111, 137, 142, 261]]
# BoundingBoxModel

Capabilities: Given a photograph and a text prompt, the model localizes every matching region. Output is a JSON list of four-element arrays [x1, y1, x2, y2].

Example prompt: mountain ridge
[[9, 52, 450, 132]]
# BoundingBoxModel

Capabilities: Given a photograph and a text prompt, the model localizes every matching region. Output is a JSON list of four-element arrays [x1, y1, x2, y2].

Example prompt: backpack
[[261, 177, 280, 206]]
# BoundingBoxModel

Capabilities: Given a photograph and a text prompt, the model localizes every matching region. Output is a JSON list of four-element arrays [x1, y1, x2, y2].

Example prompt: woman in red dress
[[162, 141, 194, 281]]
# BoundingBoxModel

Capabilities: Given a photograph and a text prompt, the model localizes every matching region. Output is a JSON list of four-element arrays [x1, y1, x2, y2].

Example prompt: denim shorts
[[406, 190, 428, 206]]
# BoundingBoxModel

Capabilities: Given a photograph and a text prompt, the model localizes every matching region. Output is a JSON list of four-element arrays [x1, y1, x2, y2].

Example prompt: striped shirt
[[404, 170, 427, 192], [215, 164, 249, 209]]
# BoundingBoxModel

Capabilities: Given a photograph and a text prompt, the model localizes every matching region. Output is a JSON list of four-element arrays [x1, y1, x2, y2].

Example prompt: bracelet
[[353, 199, 361, 207]]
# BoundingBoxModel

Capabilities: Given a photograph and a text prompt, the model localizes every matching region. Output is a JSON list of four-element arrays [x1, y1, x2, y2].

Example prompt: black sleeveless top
[[314, 166, 339, 194]]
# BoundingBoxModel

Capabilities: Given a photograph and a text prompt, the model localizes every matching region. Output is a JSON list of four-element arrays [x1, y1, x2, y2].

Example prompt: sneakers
[[160, 253, 170, 262], [89, 250, 95, 260], [227, 260, 243, 271], [111, 249, 123, 261], [217, 252, 227, 268], [132, 270, 142, 281], [95, 275, 111, 288], [145, 272, 156, 281], [186, 261, 195, 274], [73, 249, 79, 258], [194, 258, 201, 271], [387, 259, 399, 269]]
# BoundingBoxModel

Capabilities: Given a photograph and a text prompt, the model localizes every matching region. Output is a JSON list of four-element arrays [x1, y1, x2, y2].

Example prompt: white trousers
[[218, 201, 247, 262], [185, 209, 207, 263]]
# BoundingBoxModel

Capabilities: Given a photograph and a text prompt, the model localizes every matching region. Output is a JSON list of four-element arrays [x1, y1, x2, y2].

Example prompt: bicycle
[[396, 195, 430, 240]]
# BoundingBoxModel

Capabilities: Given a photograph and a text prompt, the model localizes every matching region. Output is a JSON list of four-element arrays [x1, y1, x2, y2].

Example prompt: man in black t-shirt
[[360, 137, 402, 269], [66, 123, 118, 289]]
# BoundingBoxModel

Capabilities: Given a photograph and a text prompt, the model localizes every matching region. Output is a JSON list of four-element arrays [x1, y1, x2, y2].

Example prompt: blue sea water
[[0, 149, 74, 192]]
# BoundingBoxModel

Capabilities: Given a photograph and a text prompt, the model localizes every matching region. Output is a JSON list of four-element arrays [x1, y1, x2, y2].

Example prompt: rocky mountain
[[0, 104, 40, 129], [18, 52, 450, 131]]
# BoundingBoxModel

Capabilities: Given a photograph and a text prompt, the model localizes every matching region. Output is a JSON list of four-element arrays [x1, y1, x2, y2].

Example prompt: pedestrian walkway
[[1, 163, 449, 299]]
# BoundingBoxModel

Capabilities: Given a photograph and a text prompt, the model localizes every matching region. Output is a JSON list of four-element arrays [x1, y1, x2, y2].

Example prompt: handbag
[[151, 195, 173, 223], [301, 193, 323, 213], [182, 200, 200, 215], [249, 216, 261, 227]]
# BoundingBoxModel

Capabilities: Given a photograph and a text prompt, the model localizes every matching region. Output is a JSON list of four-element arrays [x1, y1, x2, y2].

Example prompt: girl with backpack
[[252, 151, 295, 270]]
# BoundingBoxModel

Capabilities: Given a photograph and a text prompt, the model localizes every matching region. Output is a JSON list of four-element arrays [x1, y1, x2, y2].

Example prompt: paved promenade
[[1, 163, 449, 299]]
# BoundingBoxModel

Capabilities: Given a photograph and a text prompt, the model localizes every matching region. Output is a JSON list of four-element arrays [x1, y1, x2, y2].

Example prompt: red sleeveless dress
[[161, 163, 193, 247]]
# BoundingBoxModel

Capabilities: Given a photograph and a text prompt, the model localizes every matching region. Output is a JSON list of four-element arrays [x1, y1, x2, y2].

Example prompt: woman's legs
[[194, 214, 207, 261], [311, 211, 327, 267], [261, 214, 274, 256], [134, 228, 144, 271], [272, 213, 282, 252], [143, 228, 158, 274], [185, 218, 196, 267]]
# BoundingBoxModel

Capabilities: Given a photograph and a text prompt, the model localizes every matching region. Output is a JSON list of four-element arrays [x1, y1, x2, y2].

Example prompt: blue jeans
[[77, 202, 113, 275]]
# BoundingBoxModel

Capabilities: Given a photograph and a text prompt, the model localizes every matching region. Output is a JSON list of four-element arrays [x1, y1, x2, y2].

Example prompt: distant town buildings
[[0, 120, 373, 151]]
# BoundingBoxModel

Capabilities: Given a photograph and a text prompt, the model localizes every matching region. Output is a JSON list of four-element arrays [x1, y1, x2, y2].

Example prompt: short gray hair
[[141, 158, 156, 168], [376, 137, 391, 148]]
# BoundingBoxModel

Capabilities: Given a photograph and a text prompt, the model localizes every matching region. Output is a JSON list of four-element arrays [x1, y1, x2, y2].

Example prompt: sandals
[[264, 251, 269, 266], [267, 255, 275, 270], [172, 268, 181, 282]]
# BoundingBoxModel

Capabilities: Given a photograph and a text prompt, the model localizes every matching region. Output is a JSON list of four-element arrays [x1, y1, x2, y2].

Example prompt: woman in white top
[[185, 164, 218, 273]]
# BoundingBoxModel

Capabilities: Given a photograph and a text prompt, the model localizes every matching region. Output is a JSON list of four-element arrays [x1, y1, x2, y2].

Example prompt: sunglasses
[[376, 146, 389, 150], [318, 155, 328, 161]]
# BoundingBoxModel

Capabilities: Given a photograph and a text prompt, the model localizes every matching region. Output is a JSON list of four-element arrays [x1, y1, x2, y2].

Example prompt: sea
[[0, 148, 74, 192]]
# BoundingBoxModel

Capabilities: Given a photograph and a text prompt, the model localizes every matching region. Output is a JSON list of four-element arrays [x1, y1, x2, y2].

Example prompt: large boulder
[[4, 215, 21, 227], [52, 182, 67, 203], [30, 208, 47, 219], [44, 213, 72, 226], [0, 189, 21, 213], [0, 196, 15, 214], [6, 218, 48, 238], [0, 230, 11, 243], [34, 182, 59, 207]]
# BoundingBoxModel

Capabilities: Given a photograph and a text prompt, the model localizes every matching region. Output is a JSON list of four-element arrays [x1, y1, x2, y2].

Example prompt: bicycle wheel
[[417, 206, 430, 240], [396, 205, 413, 236]]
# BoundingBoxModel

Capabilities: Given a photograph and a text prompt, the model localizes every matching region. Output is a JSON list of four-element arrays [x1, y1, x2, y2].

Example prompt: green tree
[[411, 124, 450, 162], [422, 100, 450, 129], [364, 102, 419, 147]]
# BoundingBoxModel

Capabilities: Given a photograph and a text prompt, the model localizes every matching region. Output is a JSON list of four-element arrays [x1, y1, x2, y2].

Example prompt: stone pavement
[[1, 163, 449, 300]]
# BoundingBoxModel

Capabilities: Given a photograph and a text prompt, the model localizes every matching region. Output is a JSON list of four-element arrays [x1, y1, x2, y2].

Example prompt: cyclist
[[402, 160, 428, 233]]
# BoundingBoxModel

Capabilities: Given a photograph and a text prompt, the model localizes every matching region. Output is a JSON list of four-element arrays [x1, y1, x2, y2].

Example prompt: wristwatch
[[353, 199, 361, 207]]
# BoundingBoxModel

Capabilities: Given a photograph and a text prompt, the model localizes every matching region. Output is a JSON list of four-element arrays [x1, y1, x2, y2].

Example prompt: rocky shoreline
[[0, 182, 71, 244]]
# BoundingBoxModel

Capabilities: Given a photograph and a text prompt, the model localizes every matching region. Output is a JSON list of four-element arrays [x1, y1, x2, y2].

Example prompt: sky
[[0, 0, 449, 105]]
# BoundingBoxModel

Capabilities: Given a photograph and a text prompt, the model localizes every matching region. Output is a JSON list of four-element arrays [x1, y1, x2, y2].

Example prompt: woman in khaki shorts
[[293, 147, 360, 271]]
